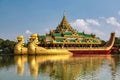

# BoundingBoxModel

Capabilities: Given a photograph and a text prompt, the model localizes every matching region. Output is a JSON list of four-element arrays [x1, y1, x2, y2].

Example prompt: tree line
[[0, 38, 16, 54], [114, 37, 120, 44]]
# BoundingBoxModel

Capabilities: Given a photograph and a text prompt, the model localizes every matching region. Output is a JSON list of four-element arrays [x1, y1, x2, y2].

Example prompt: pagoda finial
[[61, 11, 67, 25], [63, 10, 66, 16], [54, 12, 75, 32]]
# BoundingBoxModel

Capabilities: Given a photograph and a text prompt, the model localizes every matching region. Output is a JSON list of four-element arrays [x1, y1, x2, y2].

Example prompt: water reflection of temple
[[14, 55, 117, 80], [14, 55, 71, 77], [27, 55, 72, 77], [14, 56, 27, 76]]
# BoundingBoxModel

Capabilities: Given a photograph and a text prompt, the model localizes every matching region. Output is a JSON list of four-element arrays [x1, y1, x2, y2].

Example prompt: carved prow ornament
[[14, 35, 28, 54], [28, 33, 72, 55], [28, 33, 47, 54]]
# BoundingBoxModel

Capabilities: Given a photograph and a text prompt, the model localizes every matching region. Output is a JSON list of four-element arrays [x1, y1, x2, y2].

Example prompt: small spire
[[54, 12, 75, 32], [63, 10, 66, 16]]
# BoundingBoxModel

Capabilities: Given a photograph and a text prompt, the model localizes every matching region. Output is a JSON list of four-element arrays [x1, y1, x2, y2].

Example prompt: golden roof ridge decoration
[[55, 13, 75, 33]]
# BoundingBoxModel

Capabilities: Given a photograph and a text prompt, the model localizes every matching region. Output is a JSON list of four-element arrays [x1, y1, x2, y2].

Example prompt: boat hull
[[69, 50, 111, 55]]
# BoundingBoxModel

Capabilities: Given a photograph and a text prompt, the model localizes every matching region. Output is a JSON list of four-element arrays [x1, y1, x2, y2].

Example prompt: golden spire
[[55, 12, 75, 33], [60, 12, 69, 28], [63, 10, 66, 16]]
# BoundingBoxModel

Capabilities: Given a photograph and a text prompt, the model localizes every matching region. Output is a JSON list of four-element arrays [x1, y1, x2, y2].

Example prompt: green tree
[[0, 39, 16, 54], [100, 40, 106, 46], [114, 37, 120, 44], [0, 38, 4, 49]]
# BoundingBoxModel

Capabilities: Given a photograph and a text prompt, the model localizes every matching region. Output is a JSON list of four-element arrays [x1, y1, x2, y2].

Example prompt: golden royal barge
[[14, 15, 115, 55]]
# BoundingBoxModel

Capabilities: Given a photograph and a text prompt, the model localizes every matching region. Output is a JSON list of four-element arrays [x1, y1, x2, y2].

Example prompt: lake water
[[0, 54, 120, 80]]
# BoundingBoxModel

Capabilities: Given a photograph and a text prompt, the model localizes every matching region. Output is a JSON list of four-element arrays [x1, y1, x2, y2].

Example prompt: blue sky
[[0, 0, 120, 41]]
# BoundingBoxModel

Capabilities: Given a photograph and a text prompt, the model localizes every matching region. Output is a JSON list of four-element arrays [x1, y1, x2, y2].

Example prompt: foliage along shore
[[0, 38, 16, 55]]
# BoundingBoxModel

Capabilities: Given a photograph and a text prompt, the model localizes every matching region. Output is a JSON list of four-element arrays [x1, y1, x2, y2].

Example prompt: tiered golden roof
[[39, 15, 101, 48]]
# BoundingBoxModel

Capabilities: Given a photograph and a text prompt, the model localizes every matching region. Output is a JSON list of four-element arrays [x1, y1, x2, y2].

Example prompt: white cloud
[[106, 17, 120, 27], [99, 17, 106, 19], [44, 28, 49, 33], [71, 19, 100, 31], [25, 30, 32, 34], [71, 19, 105, 38], [86, 19, 100, 26], [105, 16, 120, 37], [115, 29, 120, 37], [71, 19, 88, 29], [71, 11, 120, 39], [118, 11, 120, 15], [90, 29, 105, 36]]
